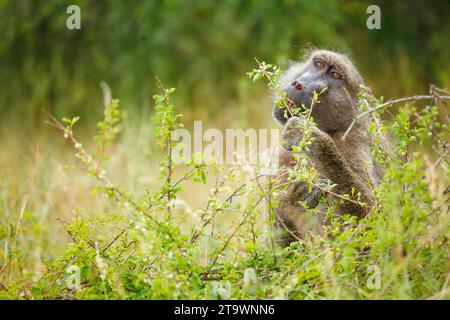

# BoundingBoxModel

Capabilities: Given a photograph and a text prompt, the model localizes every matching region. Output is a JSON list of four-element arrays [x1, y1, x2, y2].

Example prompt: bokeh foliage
[[1, 0, 449, 126]]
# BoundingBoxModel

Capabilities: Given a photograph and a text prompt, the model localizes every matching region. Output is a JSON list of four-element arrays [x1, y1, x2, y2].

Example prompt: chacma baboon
[[273, 49, 382, 245]]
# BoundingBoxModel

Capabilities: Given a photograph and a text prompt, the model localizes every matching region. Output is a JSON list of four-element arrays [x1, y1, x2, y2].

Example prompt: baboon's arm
[[306, 128, 375, 216], [281, 117, 374, 216]]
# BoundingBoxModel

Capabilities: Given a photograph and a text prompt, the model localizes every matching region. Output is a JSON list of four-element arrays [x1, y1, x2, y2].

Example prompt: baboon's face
[[273, 50, 363, 132]]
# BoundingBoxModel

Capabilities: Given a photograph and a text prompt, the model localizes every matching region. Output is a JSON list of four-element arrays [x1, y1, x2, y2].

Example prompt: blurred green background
[[1, 0, 449, 130]]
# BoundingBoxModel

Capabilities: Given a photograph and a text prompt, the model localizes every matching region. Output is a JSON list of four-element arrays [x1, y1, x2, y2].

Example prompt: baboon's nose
[[291, 80, 303, 91]]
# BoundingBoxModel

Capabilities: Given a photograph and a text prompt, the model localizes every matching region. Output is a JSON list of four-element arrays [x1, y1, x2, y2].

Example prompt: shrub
[[0, 65, 448, 300]]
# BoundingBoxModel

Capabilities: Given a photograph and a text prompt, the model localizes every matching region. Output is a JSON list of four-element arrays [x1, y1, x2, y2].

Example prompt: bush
[[0, 64, 448, 300]]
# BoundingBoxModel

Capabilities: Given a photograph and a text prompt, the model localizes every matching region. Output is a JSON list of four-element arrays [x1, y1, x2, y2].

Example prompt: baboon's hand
[[281, 117, 304, 151], [281, 116, 328, 152], [282, 181, 321, 209]]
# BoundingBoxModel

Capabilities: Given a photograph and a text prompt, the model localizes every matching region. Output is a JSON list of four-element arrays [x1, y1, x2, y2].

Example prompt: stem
[[342, 94, 450, 140]]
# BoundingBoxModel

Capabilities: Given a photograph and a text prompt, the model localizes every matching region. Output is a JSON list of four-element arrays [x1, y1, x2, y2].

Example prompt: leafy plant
[[0, 63, 448, 300]]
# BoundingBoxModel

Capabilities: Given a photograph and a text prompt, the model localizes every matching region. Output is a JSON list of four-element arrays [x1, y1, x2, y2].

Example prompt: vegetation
[[1, 61, 448, 299]]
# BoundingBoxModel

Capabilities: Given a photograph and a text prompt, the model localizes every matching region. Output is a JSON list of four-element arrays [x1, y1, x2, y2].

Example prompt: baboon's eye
[[331, 71, 342, 80], [314, 60, 325, 69]]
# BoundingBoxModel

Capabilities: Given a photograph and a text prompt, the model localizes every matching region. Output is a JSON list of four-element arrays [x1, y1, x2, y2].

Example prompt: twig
[[225, 173, 268, 204], [188, 168, 236, 244], [102, 223, 134, 252], [434, 144, 449, 168], [155, 77, 174, 214], [254, 57, 295, 118], [43, 109, 182, 249], [146, 166, 198, 212], [254, 172, 305, 246], [342, 94, 450, 140], [208, 195, 265, 267], [52, 217, 79, 244]]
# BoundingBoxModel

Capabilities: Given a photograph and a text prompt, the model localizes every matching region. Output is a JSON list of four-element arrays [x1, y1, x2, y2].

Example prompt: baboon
[[273, 49, 382, 245]]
